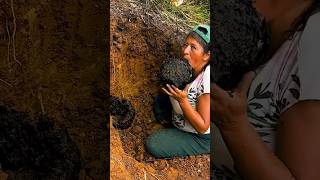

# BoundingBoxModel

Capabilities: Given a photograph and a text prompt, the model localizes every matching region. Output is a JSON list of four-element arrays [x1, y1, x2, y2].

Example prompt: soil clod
[[110, 95, 135, 130], [159, 58, 195, 90], [211, 0, 270, 90], [0, 106, 81, 179]]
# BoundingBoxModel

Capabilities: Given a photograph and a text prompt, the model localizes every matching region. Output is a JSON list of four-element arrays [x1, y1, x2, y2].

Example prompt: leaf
[[264, 82, 271, 90], [248, 102, 263, 109], [291, 74, 300, 87], [256, 91, 273, 99], [254, 83, 262, 97], [289, 88, 300, 99], [278, 83, 283, 91], [258, 132, 270, 136]]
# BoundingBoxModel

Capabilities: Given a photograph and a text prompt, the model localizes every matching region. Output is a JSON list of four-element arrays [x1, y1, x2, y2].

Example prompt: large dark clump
[[211, 0, 270, 90], [0, 106, 81, 179], [110, 95, 135, 130], [159, 58, 195, 90]]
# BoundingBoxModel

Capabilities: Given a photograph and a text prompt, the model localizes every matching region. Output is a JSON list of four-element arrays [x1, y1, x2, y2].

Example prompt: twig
[[144, 169, 147, 180], [5, 17, 11, 70], [145, 157, 173, 162], [148, 172, 162, 180], [0, 78, 13, 87], [38, 87, 45, 114], [10, 0, 21, 66], [112, 57, 116, 74]]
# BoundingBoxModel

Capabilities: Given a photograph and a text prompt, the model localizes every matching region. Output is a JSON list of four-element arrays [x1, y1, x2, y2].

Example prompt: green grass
[[149, 0, 209, 32]]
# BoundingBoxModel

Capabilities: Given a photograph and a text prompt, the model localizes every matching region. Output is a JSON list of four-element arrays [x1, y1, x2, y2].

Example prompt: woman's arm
[[179, 93, 210, 134], [162, 84, 210, 134], [212, 73, 320, 180]]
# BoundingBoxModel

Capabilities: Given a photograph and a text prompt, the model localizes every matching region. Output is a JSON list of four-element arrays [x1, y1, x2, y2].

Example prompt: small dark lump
[[110, 96, 135, 130]]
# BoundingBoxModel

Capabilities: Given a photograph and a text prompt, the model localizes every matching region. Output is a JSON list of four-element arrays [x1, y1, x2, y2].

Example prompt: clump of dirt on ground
[[110, 0, 210, 179], [0, 106, 80, 179], [110, 95, 135, 130], [0, 0, 106, 179], [211, 0, 270, 90]]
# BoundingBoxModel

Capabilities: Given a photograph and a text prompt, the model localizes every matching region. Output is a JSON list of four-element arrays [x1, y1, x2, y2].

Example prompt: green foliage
[[149, 0, 209, 32]]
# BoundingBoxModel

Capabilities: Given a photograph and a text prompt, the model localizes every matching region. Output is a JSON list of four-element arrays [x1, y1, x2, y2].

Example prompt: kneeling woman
[[146, 24, 211, 158]]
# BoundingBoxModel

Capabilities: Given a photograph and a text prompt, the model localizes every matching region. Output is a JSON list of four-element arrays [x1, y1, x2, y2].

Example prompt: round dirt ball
[[110, 96, 135, 130], [159, 58, 195, 90], [211, 0, 270, 90]]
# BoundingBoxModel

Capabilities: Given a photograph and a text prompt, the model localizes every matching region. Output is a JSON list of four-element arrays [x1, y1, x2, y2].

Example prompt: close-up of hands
[[211, 71, 256, 131], [161, 84, 190, 103]]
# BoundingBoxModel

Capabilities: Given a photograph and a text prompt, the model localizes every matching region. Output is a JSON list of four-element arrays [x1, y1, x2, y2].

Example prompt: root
[[0, 78, 13, 87], [5, 17, 11, 70], [10, 0, 21, 66], [38, 88, 45, 114]]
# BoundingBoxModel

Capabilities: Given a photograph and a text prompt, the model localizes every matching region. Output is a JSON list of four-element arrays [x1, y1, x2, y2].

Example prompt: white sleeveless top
[[170, 65, 210, 134]]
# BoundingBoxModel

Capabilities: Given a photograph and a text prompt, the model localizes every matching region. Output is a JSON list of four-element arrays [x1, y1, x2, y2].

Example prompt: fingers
[[211, 82, 229, 100], [161, 87, 172, 96], [170, 85, 182, 94], [183, 84, 190, 92], [234, 71, 256, 97], [162, 84, 182, 97]]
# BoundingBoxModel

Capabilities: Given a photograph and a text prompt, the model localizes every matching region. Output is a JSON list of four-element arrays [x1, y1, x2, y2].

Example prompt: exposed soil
[[110, 0, 210, 179], [0, 0, 106, 179]]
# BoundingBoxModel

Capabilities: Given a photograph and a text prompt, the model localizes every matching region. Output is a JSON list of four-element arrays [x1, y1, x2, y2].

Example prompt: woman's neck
[[265, 0, 314, 58], [194, 64, 207, 77]]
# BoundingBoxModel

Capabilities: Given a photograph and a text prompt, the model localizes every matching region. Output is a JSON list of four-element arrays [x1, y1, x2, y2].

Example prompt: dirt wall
[[0, 0, 107, 179]]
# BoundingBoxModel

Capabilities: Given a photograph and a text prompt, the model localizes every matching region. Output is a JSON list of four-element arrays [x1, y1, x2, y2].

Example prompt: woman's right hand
[[161, 84, 189, 103], [211, 71, 256, 131]]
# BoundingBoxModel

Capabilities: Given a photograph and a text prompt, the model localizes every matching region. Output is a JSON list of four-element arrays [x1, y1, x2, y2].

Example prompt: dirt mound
[[110, 117, 181, 180], [0, 107, 80, 179], [110, 0, 210, 179]]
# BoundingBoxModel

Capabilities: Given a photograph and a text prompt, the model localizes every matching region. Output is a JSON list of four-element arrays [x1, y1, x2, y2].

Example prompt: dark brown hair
[[187, 31, 211, 53]]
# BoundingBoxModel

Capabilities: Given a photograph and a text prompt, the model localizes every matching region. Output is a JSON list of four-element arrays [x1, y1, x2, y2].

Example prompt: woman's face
[[182, 36, 210, 71]]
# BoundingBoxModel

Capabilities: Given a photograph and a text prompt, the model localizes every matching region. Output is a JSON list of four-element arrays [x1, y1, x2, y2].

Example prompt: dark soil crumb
[[159, 58, 195, 90], [110, 96, 135, 130], [0, 106, 80, 179], [211, 0, 270, 90]]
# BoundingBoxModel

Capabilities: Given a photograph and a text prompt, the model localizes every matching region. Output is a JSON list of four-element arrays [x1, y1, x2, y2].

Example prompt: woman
[[212, 0, 320, 179], [145, 24, 211, 158]]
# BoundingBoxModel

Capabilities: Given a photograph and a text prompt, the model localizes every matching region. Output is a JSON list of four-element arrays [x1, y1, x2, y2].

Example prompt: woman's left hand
[[162, 84, 189, 103], [211, 71, 256, 131]]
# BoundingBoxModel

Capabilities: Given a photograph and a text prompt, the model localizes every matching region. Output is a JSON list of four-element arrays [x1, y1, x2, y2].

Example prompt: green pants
[[145, 128, 210, 158]]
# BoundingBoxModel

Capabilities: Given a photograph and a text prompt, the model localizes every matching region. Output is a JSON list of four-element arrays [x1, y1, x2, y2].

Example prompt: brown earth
[[110, 0, 210, 179], [0, 0, 106, 179]]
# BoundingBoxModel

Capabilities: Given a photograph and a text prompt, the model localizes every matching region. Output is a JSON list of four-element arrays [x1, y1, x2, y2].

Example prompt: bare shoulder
[[276, 100, 320, 179]]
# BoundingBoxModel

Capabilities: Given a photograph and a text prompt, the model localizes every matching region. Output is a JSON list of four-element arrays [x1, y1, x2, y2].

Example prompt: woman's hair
[[187, 30, 211, 53], [288, 0, 320, 38]]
